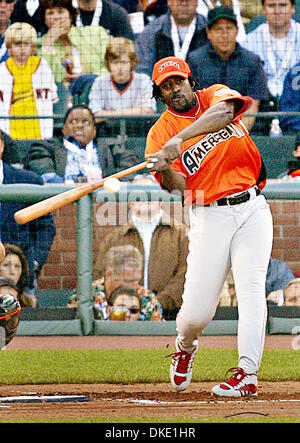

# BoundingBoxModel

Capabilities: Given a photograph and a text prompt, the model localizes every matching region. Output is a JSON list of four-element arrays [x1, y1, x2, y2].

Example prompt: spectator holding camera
[[69, 245, 163, 321], [0, 277, 22, 348]]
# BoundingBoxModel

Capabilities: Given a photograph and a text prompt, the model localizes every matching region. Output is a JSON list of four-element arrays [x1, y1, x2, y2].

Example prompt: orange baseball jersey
[[146, 84, 266, 205]]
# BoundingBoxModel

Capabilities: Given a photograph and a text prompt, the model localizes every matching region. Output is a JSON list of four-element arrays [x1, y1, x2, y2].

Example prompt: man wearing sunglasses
[[0, 0, 15, 63]]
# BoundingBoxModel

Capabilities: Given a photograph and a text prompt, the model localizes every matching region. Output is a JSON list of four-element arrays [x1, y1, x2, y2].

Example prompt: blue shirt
[[243, 20, 300, 97], [266, 257, 295, 295], [188, 42, 269, 100]]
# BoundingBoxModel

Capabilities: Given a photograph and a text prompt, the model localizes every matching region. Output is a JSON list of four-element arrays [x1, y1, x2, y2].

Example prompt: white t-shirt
[[88, 72, 156, 114]]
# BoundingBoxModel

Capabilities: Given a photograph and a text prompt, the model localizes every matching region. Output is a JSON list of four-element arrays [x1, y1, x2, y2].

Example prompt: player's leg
[[233, 196, 273, 372], [177, 206, 233, 348], [170, 206, 232, 391], [212, 196, 273, 397]]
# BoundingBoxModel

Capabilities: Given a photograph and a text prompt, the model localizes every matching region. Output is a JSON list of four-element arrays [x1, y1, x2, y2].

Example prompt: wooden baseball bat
[[14, 161, 148, 225]]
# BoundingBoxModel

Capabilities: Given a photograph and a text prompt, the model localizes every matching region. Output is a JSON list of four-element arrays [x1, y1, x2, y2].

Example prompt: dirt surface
[[0, 382, 299, 421], [2, 335, 300, 421]]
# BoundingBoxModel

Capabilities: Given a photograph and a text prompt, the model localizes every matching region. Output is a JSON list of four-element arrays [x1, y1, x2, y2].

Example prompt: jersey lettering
[[182, 123, 245, 176], [214, 88, 240, 97]]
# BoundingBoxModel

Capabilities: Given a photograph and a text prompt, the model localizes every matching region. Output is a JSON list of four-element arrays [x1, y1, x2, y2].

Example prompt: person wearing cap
[[135, 0, 207, 79], [197, 0, 246, 42], [187, 6, 269, 132], [146, 56, 273, 397], [0, 277, 21, 348]]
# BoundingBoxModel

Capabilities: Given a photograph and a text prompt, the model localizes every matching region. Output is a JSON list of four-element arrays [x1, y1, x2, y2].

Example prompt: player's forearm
[[159, 166, 186, 194], [242, 99, 260, 132], [175, 101, 236, 143]]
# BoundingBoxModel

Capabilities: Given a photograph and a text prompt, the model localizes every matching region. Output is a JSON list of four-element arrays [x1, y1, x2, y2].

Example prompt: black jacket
[[11, 0, 134, 39], [1, 163, 56, 287], [23, 137, 140, 181], [135, 11, 207, 77]]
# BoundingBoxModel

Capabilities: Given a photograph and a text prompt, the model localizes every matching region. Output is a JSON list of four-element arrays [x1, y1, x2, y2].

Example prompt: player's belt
[[204, 187, 261, 207]]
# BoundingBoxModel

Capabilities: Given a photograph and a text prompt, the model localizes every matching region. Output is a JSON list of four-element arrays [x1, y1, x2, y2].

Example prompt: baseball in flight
[[103, 177, 121, 193]]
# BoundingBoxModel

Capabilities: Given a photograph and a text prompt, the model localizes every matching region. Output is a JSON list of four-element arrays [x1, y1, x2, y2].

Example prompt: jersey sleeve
[[145, 118, 188, 183], [201, 84, 254, 121]]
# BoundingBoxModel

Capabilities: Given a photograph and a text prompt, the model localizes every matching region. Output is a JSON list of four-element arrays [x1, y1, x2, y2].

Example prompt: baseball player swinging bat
[[14, 161, 148, 225]]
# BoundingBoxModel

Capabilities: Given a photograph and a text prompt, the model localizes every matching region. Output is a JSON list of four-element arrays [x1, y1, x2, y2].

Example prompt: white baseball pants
[[176, 194, 273, 374]]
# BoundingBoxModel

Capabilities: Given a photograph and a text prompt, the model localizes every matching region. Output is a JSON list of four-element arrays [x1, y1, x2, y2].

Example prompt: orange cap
[[152, 56, 191, 86]]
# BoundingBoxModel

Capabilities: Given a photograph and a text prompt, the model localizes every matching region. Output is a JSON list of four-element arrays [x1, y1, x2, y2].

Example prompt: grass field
[[0, 348, 299, 384], [0, 348, 299, 424]]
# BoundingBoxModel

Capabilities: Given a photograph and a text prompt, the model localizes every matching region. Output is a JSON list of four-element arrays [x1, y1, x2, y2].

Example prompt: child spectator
[[0, 22, 58, 139], [89, 37, 157, 118]]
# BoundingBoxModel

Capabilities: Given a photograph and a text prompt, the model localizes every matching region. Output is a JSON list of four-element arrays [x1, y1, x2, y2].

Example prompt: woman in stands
[[0, 244, 35, 307]]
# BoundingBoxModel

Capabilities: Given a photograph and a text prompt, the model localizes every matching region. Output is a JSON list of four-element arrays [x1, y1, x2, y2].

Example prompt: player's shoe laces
[[167, 337, 198, 392], [211, 367, 258, 397]]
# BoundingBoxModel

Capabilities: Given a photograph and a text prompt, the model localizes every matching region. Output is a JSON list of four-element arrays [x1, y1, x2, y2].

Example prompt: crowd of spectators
[[0, 0, 298, 137], [0, 0, 298, 335]]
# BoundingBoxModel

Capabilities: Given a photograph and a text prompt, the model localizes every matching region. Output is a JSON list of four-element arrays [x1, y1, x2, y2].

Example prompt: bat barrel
[[14, 161, 148, 224]]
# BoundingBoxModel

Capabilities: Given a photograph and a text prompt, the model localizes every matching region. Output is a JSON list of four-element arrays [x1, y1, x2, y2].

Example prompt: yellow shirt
[[7, 56, 41, 139]]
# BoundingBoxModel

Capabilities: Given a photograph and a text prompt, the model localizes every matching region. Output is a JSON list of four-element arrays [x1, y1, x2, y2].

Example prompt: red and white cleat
[[211, 367, 258, 397], [169, 337, 198, 392]]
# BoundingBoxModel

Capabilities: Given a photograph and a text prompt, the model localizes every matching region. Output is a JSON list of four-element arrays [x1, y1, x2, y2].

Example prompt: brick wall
[[37, 199, 300, 290]]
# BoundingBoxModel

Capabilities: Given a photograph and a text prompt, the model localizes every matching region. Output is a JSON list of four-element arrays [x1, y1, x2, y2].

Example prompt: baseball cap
[[152, 56, 191, 86], [207, 6, 237, 29]]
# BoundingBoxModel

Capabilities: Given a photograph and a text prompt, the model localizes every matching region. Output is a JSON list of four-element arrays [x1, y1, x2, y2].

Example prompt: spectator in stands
[[10, 0, 45, 34], [0, 0, 16, 63], [73, 0, 134, 39], [23, 105, 139, 183], [264, 257, 295, 305], [108, 285, 163, 321], [141, 0, 168, 21], [226, 257, 296, 306], [108, 286, 142, 321], [188, 6, 268, 132], [197, 0, 246, 41], [244, 0, 300, 32], [279, 62, 300, 133], [112, 0, 140, 14], [238, 0, 263, 26], [113, 0, 168, 18], [89, 37, 157, 119], [0, 277, 21, 348], [11, 0, 134, 38], [243, 0, 300, 101], [0, 22, 58, 140], [0, 130, 56, 304], [0, 243, 33, 307], [69, 244, 164, 320], [135, 0, 207, 79], [283, 278, 300, 306], [277, 135, 300, 179], [37, 0, 110, 86], [94, 175, 189, 319]]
